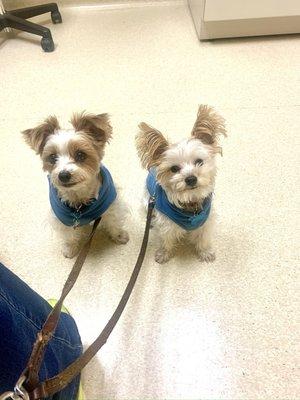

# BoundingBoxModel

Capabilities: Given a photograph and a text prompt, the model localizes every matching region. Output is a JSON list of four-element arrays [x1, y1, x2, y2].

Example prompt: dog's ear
[[191, 105, 226, 147], [22, 116, 60, 155], [136, 122, 169, 169], [70, 112, 112, 144]]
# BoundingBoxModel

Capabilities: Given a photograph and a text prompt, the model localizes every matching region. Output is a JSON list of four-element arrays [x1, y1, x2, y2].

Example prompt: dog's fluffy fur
[[23, 112, 129, 258], [136, 105, 226, 264]]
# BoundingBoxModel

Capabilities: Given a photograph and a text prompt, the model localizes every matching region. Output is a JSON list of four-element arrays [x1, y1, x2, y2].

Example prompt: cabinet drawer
[[188, 0, 300, 39]]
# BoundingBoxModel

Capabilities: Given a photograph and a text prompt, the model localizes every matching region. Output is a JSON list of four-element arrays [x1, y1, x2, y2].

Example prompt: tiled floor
[[0, 1, 299, 399]]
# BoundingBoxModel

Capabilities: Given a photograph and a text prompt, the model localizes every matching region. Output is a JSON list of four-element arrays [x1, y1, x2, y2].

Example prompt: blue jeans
[[0, 262, 82, 399]]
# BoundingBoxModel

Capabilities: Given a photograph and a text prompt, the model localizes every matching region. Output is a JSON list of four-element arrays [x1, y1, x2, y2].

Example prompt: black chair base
[[0, 3, 62, 52]]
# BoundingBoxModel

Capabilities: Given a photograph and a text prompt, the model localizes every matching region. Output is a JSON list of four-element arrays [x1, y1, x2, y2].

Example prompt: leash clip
[[0, 376, 29, 400], [14, 376, 29, 400], [149, 195, 156, 208]]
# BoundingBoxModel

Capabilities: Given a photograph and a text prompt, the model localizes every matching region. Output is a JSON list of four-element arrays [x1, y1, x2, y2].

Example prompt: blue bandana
[[48, 165, 117, 227], [146, 168, 212, 231]]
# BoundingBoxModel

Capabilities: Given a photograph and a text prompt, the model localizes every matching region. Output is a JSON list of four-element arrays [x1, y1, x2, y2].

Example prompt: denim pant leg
[[0, 262, 83, 400]]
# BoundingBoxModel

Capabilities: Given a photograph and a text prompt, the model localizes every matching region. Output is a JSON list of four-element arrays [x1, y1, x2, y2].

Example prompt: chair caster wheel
[[41, 37, 54, 52], [51, 10, 62, 24]]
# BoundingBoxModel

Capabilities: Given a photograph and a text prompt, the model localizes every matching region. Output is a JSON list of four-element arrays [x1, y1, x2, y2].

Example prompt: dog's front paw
[[111, 229, 129, 245], [197, 250, 216, 263], [155, 248, 171, 264], [62, 243, 80, 259]]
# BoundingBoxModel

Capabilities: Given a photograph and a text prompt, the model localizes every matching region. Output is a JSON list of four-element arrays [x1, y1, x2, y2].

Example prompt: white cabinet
[[188, 0, 300, 40]]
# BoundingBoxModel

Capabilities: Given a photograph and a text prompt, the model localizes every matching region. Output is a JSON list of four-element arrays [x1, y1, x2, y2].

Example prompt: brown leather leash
[[1, 198, 155, 400]]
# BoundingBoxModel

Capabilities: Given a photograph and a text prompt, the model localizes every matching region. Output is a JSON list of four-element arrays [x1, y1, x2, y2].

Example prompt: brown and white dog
[[23, 112, 129, 258], [136, 105, 226, 264]]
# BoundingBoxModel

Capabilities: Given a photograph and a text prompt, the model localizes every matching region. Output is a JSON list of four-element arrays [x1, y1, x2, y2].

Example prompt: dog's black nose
[[58, 170, 71, 183], [185, 175, 197, 187]]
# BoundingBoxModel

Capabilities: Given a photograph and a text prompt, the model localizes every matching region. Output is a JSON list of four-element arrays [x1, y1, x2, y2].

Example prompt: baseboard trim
[[201, 15, 300, 40], [4, 0, 182, 10]]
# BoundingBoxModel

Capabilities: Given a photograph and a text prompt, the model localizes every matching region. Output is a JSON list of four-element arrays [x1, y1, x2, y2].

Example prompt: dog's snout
[[58, 170, 71, 183], [185, 175, 197, 187]]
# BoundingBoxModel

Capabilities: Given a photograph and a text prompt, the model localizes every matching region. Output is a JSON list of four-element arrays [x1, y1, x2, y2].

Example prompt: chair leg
[[8, 3, 62, 24], [4, 13, 55, 51]]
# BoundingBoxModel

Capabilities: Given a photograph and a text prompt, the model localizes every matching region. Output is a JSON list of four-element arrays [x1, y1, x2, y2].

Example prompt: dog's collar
[[147, 168, 212, 231], [48, 165, 117, 227]]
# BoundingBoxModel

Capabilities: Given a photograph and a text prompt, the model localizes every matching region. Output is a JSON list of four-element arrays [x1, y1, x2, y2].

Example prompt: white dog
[[135, 105, 226, 264], [23, 112, 129, 258]]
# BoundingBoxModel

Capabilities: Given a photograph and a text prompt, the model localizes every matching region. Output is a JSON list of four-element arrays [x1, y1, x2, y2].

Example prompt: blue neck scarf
[[146, 168, 212, 231], [48, 165, 117, 227]]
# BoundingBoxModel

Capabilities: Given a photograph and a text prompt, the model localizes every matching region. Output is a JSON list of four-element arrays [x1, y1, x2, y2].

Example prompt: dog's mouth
[[184, 184, 199, 191], [176, 185, 199, 193], [187, 186, 198, 190], [60, 182, 79, 188]]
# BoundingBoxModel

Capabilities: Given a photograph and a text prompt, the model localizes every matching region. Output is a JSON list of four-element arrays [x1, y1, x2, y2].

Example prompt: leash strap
[[18, 198, 155, 400], [23, 217, 102, 392]]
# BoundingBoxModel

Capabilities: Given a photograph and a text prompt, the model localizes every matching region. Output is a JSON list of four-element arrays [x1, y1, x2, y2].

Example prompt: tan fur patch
[[70, 112, 112, 147], [191, 105, 226, 145], [22, 116, 60, 154], [41, 143, 58, 172], [136, 122, 169, 169], [68, 136, 101, 174]]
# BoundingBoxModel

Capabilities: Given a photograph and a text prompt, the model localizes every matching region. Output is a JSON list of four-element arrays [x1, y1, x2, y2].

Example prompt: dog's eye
[[195, 158, 203, 166], [48, 154, 57, 165], [75, 151, 86, 162], [170, 165, 181, 173]]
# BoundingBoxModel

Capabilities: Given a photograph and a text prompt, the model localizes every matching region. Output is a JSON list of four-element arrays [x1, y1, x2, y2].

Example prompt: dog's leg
[[49, 211, 88, 258], [191, 214, 216, 263], [62, 225, 87, 258], [155, 219, 183, 264], [101, 199, 129, 244], [155, 234, 177, 264]]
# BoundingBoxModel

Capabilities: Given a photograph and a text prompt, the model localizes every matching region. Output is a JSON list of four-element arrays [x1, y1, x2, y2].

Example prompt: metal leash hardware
[[0, 376, 29, 400]]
